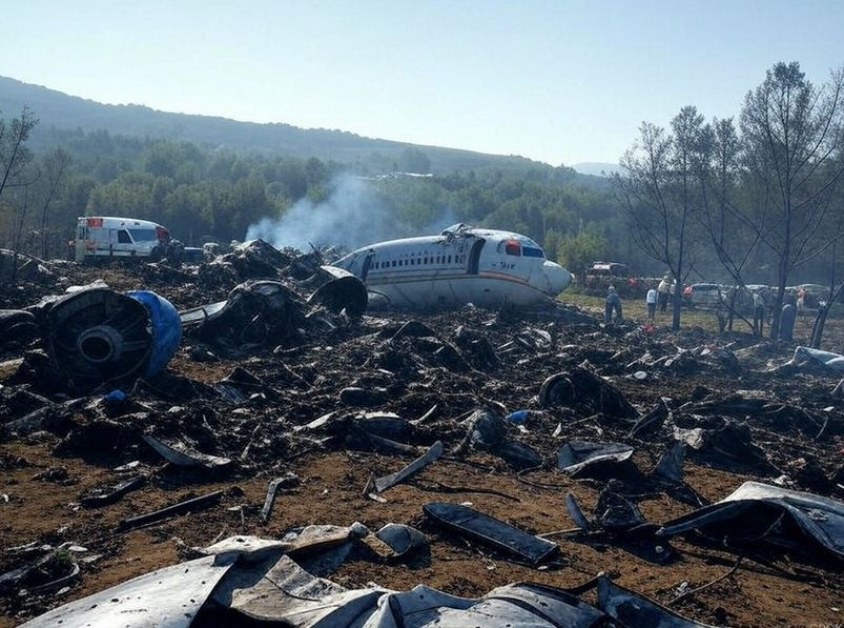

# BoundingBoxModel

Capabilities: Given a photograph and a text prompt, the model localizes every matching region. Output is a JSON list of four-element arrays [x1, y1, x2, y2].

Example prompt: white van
[[74, 217, 171, 263]]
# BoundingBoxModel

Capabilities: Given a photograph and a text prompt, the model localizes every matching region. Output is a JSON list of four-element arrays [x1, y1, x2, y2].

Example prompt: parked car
[[682, 283, 724, 307]]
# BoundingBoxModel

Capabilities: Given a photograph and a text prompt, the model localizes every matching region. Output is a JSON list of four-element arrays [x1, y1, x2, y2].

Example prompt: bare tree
[[0, 107, 38, 202], [809, 211, 844, 348], [614, 107, 706, 331], [695, 117, 763, 330], [739, 62, 844, 339], [38, 148, 71, 259], [0, 107, 39, 282]]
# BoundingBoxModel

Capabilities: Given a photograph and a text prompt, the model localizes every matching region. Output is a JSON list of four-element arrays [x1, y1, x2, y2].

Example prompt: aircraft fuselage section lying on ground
[[332, 224, 572, 308]]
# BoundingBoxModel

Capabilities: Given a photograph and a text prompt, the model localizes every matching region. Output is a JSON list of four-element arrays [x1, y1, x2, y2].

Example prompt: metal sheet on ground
[[557, 441, 634, 476], [481, 583, 606, 627], [223, 554, 384, 624], [19, 556, 230, 628], [373, 440, 444, 493], [142, 434, 232, 469], [423, 502, 558, 565]]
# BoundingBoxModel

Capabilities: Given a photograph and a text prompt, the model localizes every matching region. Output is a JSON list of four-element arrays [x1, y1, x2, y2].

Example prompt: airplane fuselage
[[332, 224, 572, 309]]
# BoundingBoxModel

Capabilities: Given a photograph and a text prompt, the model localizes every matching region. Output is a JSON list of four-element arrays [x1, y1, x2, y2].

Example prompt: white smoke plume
[[246, 174, 458, 251]]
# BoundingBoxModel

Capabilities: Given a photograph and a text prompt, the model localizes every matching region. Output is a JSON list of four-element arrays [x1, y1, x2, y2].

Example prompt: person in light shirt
[[657, 274, 671, 312], [645, 285, 657, 321]]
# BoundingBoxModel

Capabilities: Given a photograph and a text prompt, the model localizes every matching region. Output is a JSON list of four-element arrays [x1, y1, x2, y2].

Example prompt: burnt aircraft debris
[[118, 490, 225, 532], [457, 408, 543, 470], [0, 310, 39, 349], [2, 239, 844, 626], [306, 265, 368, 317], [0, 249, 55, 286], [0, 240, 369, 392], [258, 474, 299, 523], [779, 345, 844, 375], [539, 366, 638, 418], [597, 576, 717, 628], [0, 548, 81, 598], [181, 280, 309, 348], [19, 554, 230, 628], [423, 502, 559, 566], [368, 440, 444, 494], [79, 475, 146, 508], [659, 481, 844, 562], [374, 523, 429, 558], [20, 535, 716, 628], [557, 441, 635, 477], [628, 398, 670, 438], [564, 482, 673, 565], [653, 442, 686, 483], [40, 287, 182, 392], [142, 434, 233, 470]]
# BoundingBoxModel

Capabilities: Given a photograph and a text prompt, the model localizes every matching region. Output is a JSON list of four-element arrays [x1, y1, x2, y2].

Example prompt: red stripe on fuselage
[[366, 271, 544, 294]]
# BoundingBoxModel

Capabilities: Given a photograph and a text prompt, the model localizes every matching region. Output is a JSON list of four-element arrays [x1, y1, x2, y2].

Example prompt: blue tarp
[[127, 291, 182, 377]]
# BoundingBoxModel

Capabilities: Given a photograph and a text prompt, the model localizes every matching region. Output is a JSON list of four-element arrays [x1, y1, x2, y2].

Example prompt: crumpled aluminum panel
[[20, 555, 231, 628], [557, 441, 634, 475], [659, 481, 844, 560]]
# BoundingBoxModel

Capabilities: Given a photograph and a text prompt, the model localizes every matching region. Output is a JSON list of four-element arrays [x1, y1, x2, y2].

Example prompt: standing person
[[752, 291, 766, 337], [657, 274, 671, 312], [605, 286, 623, 323], [646, 285, 657, 321], [797, 286, 806, 315]]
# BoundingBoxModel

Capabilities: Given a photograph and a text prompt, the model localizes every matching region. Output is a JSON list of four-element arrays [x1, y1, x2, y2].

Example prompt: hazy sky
[[3, 0, 843, 166]]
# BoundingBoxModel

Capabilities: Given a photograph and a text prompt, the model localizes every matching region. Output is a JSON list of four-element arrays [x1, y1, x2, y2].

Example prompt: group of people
[[604, 273, 672, 324], [603, 274, 801, 342]]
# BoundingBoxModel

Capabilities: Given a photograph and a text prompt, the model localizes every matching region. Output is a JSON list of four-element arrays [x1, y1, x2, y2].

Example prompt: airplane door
[[467, 238, 485, 274], [360, 252, 374, 281]]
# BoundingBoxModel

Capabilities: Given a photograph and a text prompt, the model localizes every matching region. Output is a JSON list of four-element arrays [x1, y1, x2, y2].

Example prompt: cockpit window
[[522, 246, 544, 258], [504, 240, 521, 256]]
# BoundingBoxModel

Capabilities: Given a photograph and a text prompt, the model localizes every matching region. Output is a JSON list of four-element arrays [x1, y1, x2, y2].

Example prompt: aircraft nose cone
[[542, 261, 572, 296]]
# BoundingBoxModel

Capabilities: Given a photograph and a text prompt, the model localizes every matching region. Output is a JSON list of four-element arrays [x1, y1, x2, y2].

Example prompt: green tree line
[[0, 122, 628, 269]]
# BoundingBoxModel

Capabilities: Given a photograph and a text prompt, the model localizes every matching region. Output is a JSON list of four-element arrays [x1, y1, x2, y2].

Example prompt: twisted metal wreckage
[[15, 476, 844, 627], [1, 239, 843, 626]]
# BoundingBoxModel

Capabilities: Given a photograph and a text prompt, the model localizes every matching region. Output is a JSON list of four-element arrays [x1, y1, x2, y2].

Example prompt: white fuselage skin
[[332, 225, 572, 309]]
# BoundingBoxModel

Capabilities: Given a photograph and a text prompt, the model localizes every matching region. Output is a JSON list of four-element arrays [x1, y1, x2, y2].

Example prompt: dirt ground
[[1, 261, 843, 627]]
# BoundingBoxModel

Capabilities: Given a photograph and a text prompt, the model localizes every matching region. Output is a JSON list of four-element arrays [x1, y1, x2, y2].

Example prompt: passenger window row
[[372, 254, 466, 270]]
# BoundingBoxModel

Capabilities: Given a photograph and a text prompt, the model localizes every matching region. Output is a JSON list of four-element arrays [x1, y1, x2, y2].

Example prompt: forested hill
[[0, 75, 549, 174], [0, 75, 631, 281]]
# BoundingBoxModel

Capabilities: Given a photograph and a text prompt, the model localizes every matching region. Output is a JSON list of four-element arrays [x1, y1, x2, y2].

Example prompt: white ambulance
[[74, 216, 171, 263]]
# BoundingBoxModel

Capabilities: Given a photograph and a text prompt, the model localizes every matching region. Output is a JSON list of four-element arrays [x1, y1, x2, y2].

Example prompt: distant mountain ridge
[[571, 162, 622, 177], [0, 75, 559, 175]]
